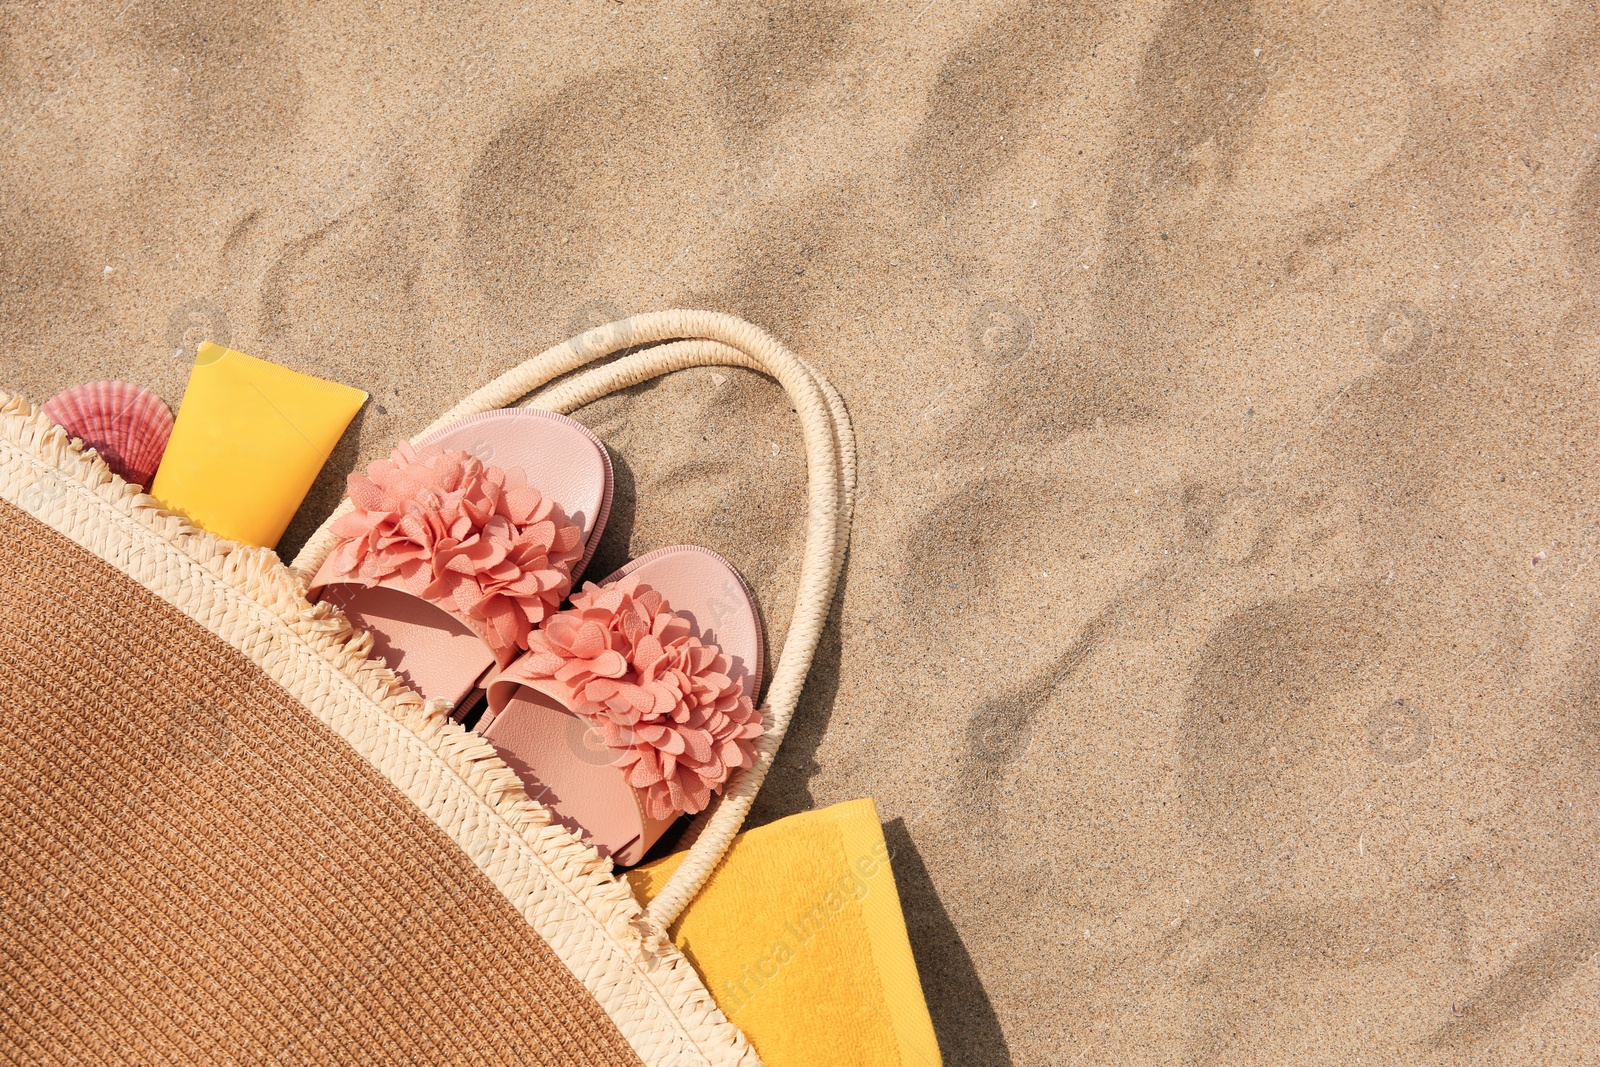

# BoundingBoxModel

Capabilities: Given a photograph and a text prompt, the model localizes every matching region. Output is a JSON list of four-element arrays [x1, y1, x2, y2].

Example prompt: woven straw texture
[[0, 394, 760, 1067]]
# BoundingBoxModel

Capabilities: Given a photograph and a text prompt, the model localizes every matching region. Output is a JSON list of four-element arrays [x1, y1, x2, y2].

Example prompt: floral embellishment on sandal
[[519, 582, 763, 819], [327, 443, 584, 658]]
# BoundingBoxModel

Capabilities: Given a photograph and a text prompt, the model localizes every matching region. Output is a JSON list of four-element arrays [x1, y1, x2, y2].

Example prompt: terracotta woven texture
[[0, 499, 643, 1066]]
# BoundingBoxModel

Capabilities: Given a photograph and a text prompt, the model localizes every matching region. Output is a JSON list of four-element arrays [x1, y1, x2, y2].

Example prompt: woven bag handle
[[291, 310, 855, 926]]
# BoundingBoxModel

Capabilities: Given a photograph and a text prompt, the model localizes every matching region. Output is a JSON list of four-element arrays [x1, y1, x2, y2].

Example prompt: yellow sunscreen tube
[[152, 344, 366, 548]]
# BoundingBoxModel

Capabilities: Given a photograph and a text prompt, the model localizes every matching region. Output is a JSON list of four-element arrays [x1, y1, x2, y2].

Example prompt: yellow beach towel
[[628, 799, 941, 1067]]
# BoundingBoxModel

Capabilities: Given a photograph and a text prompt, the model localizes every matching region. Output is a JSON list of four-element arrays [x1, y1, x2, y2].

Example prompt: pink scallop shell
[[41, 381, 174, 488]]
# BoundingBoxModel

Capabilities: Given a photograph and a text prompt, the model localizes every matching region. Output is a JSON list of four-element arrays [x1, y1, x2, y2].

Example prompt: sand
[[5, 2, 1600, 1063]]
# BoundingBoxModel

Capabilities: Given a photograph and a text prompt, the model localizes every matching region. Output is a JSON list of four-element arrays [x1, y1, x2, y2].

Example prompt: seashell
[[42, 381, 174, 487]]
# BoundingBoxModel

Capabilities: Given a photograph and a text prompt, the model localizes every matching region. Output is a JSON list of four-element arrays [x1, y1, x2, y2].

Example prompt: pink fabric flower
[[327, 443, 584, 661], [520, 582, 763, 820]]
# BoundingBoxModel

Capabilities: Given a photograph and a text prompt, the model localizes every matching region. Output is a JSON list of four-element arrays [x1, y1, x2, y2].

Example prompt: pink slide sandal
[[480, 546, 764, 866], [308, 409, 612, 710]]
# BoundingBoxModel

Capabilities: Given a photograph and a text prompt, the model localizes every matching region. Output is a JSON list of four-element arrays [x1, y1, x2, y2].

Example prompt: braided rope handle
[[291, 310, 855, 926]]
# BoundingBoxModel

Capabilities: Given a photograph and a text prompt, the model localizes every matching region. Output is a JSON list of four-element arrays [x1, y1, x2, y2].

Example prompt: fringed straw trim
[[0, 394, 758, 1067]]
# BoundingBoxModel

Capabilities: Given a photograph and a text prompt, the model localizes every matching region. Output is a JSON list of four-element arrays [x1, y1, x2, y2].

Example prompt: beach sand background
[[5, 2, 1600, 1063]]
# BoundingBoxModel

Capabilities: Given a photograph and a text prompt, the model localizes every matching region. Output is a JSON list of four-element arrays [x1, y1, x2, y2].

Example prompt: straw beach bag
[[0, 311, 853, 1066]]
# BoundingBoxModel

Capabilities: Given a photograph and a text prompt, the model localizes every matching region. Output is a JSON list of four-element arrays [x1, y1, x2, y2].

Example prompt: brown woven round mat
[[0, 396, 758, 1066]]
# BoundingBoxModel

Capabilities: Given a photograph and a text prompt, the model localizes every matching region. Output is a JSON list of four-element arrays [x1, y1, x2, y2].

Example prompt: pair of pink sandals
[[308, 409, 764, 866]]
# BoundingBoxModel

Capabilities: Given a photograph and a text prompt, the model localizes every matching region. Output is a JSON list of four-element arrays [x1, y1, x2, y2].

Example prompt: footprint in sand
[[132, 0, 302, 162], [458, 69, 725, 327], [1179, 588, 1386, 857], [903, 0, 1102, 215], [700, 0, 859, 142]]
